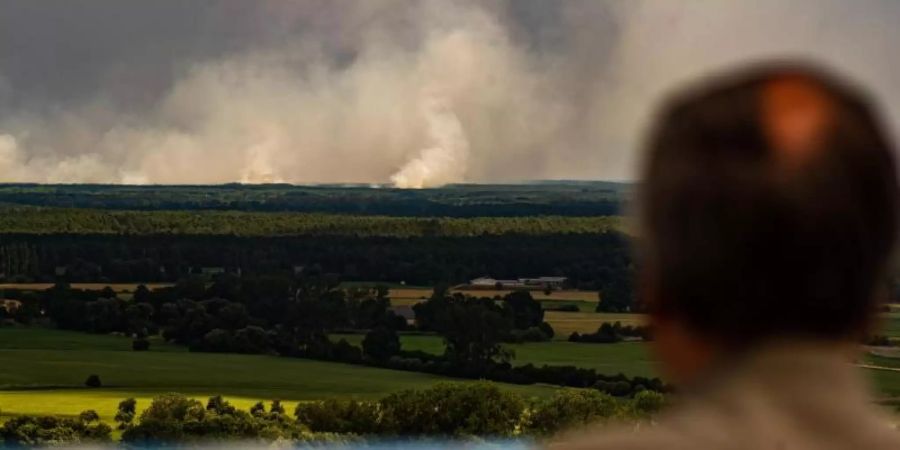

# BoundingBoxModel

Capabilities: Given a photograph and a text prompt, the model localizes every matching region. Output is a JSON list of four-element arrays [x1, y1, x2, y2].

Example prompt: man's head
[[639, 63, 898, 383]]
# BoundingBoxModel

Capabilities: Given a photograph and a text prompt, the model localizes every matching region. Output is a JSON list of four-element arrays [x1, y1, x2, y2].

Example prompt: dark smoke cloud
[[0, 0, 897, 185]]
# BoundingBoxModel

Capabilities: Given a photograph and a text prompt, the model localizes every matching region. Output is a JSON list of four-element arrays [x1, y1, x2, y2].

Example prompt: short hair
[[639, 62, 898, 347]]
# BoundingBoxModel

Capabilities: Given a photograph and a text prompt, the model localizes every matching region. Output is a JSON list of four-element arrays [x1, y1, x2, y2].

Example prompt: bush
[[84, 374, 102, 388], [507, 326, 551, 343], [121, 394, 206, 443], [295, 399, 380, 435], [568, 322, 650, 344], [1, 411, 112, 446], [133, 337, 151, 351], [233, 326, 270, 353], [250, 402, 266, 417], [115, 398, 137, 429], [362, 327, 401, 361], [379, 382, 525, 437], [525, 389, 620, 436], [632, 390, 666, 417], [121, 393, 330, 445]]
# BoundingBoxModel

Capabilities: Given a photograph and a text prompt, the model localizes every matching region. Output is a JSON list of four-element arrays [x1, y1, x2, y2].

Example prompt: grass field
[[0, 328, 558, 421], [878, 312, 900, 338], [333, 333, 657, 378]]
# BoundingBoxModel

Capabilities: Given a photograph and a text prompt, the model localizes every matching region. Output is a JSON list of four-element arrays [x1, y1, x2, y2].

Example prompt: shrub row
[[569, 322, 651, 344], [280, 337, 665, 397], [2, 384, 666, 446]]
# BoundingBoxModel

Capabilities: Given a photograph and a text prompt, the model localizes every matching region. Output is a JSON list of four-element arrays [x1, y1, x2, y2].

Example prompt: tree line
[[0, 232, 635, 291], [0, 182, 627, 217], [2, 383, 665, 446], [0, 208, 621, 237]]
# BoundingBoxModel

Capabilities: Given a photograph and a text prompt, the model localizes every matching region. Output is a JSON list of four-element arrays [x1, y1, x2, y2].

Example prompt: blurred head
[[639, 62, 899, 383]]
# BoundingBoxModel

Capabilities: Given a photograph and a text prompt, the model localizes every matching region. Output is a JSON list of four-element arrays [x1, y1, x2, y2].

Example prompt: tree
[[502, 290, 544, 329], [79, 410, 101, 423], [362, 327, 401, 361], [435, 297, 513, 368], [100, 286, 117, 300], [125, 302, 155, 335], [525, 389, 619, 436], [596, 266, 635, 313], [233, 326, 269, 354], [249, 402, 266, 417], [379, 382, 525, 437], [115, 398, 137, 430], [121, 394, 205, 444], [206, 395, 236, 415], [133, 284, 151, 303], [85, 374, 102, 388], [132, 337, 151, 351]]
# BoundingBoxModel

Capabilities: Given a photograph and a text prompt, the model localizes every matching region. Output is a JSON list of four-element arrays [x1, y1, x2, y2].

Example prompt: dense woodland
[[0, 182, 628, 216], [0, 233, 633, 289], [0, 208, 621, 237]]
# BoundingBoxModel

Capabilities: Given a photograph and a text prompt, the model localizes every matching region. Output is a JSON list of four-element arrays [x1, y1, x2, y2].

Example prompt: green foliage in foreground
[[1, 410, 112, 447], [294, 384, 665, 439], [2, 385, 664, 446], [0, 207, 622, 237]]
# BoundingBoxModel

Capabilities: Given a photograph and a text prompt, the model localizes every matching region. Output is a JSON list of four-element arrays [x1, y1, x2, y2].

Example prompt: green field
[[0, 328, 558, 421], [334, 333, 657, 377]]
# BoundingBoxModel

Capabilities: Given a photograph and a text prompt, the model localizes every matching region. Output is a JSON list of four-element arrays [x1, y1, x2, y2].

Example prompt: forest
[[0, 182, 628, 216]]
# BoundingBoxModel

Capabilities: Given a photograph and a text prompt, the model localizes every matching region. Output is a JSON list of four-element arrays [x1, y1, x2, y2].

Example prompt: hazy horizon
[[1, 0, 899, 186]]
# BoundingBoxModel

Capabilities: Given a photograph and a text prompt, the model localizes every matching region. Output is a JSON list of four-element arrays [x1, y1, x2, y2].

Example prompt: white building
[[469, 276, 567, 289]]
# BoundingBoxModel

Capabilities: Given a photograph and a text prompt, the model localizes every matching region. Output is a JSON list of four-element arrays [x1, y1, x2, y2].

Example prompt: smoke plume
[[0, 0, 898, 186], [390, 93, 469, 188]]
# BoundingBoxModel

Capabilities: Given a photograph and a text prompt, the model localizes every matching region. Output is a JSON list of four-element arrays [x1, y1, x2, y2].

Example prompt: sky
[[0, 0, 898, 186]]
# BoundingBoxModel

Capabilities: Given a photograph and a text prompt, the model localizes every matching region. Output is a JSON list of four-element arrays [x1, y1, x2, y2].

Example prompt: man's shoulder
[[544, 422, 699, 450]]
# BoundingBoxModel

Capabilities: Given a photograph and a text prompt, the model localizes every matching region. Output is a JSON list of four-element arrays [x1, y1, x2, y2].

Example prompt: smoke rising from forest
[[0, 0, 898, 186]]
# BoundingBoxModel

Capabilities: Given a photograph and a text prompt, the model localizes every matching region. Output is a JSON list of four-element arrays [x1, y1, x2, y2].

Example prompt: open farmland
[[334, 333, 657, 377], [0, 328, 558, 421]]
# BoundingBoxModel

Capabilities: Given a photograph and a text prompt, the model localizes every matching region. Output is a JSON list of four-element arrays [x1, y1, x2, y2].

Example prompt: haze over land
[[0, 0, 898, 186]]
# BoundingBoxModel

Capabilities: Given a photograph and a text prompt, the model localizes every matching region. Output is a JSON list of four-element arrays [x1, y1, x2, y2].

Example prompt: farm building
[[520, 276, 568, 289], [1, 299, 22, 313], [469, 276, 568, 290]]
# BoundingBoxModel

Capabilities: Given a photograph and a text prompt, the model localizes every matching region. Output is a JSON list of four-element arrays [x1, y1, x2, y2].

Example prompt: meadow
[[333, 333, 656, 377], [0, 328, 558, 421]]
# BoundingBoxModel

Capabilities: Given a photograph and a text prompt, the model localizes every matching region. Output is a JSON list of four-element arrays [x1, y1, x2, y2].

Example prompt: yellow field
[[388, 287, 641, 339], [0, 283, 173, 292], [389, 288, 599, 302], [544, 311, 646, 337]]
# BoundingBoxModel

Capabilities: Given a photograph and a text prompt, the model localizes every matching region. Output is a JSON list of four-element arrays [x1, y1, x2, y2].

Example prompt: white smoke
[[0, 1, 898, 186], [390, 93, 469, 188]]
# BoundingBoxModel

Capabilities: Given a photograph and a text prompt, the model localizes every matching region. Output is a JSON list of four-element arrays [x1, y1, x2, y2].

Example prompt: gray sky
[[0, 0, 898, 185]]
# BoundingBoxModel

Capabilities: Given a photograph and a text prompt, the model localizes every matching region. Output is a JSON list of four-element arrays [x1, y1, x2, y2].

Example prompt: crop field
[[543, 312, 646, 337], [0, 328, 558, 421]]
